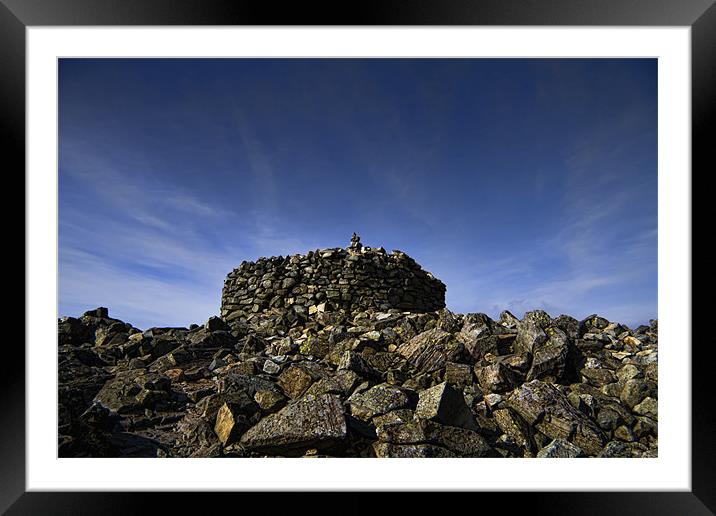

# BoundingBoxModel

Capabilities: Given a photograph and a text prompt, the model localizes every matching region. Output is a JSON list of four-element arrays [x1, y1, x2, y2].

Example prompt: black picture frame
[[5, 0, 713, 513]]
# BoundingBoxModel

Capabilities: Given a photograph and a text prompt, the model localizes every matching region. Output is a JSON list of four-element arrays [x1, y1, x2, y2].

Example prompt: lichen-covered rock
[[513, 310, 551, 355], [239, 394, 347, 454], [620, 378, 656, 409], [507, 380, 607, 455], [444, 362, 473, 388], [475, 362, 519, 393], [277, 364, 316, 399], [493, 408, 535, 454], [347, 383, 413, 421], [221, 244, 446, 321], [536, 438, 585, 458], [376, 419, 496, 457], [372, 442, 456, 458], [337, 350, 382, 381], [415, 382, 478, 431], [525, 326, 569, 382], [397, 328, 462, 373], [633, 397, 658, 419]]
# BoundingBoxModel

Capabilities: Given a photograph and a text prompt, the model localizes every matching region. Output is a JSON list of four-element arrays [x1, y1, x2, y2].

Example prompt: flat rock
[[239, 394, 347, 454], [347, 383, 412, 421]]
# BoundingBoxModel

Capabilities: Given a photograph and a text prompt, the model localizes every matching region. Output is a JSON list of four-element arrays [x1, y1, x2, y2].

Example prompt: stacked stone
[[220, 241, 446, 321]]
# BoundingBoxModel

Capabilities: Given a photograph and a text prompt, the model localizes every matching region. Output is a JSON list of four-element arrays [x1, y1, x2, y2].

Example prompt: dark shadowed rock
[[205, 316, 230, 332]]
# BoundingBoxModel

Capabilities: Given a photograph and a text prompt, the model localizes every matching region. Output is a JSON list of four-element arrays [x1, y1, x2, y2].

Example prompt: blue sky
[[59, 58, 657, 329]]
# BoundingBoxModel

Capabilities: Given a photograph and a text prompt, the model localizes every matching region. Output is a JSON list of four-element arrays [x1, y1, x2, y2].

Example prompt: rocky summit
[[58, 236, 658, 458]]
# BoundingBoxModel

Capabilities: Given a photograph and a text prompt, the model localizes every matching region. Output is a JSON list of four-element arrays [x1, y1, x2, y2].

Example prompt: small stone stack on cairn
[[57, 236, 658, 458]]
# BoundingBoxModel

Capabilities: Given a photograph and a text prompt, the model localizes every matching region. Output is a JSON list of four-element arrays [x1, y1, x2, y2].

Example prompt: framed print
[[6, 0, 713, 513]]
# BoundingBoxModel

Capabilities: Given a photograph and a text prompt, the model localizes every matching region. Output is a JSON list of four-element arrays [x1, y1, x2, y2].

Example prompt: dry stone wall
[[220, 241, 446, 321]]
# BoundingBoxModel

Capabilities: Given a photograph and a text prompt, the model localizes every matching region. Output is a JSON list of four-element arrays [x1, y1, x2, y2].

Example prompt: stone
[[444, 362, 473, 388], [372, 442, 455, 458], [239, 394, 347, 454], [277, 365, 316, 399], [164, 368, 185, 382], [581, 367, 616, 387], [617, 364, 642, 383], [474, 362, 517, 393], [614, 425, 636, 442], [214, 401, 258, 446], [493, 408, 534, 453], [633, 397, 658, 419], [507, 380, 607, 456], [253, 389, 286, 413], [396, 328, 462, 373], [205, 316, 230, 332], [376, 419, 496, 457], [262, 360, 281, 375], [84, 307, 109, 319], [347, 383, 412, 421], [415, 382, 478, 431], [536, 438, 585, 458], [525, 326, 569, 382], [513, 310, 551, 355], [620, 379, 655, 409], [337, 350, 382, 381], [484, 393, 504, 410]]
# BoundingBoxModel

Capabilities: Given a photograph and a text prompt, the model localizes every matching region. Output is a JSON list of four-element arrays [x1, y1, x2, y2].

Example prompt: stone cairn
[[220, 234, 446, 324], [57, 236, 658, 459]]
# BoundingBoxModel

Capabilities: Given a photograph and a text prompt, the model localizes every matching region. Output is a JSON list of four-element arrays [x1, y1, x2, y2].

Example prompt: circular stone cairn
[[220, 235, 446, 322]]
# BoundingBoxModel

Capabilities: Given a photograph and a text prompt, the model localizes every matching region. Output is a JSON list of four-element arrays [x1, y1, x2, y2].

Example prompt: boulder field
[[58, 240, 657, 458], [58, 306, 657, 458]]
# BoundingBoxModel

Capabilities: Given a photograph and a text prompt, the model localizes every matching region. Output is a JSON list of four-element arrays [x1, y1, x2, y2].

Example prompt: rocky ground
[[58, 306, 658, 458]]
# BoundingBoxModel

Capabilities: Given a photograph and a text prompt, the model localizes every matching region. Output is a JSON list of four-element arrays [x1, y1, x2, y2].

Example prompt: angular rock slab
[[525, 326, 569, 382], [239, 394, 347, 454], [397, 328, 462, 373], [347, 383, 412, 421], [507, 380, 607, 456], [415, 382, 479, 431], [214, 401, 256, 446], [536, 438, 585, 458], [513, 310, 551, 355]]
